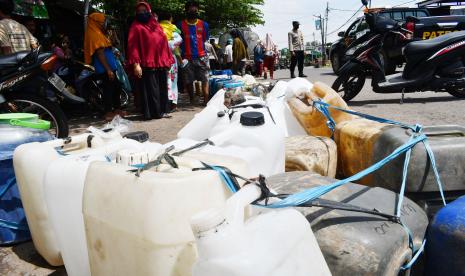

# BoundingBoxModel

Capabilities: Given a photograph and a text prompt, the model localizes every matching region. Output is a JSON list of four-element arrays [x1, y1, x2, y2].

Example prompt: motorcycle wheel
[[332, 66, 366, 102], [3, 92, 69, 138], [331, 54, 341, 75]]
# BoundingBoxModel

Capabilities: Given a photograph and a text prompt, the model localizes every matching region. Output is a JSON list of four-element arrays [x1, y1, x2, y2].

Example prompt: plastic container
[[0, 113, 52, 245], [266, 81, 307, 137], [191, 184, 331, 276], [211, 69, 233, 76], [372, 125, 465, 216], [336, 122, 465, 217], [174, 111, 285, 177], [44, 140, 162, 276], [287, 81, 354, 137], [13, 131, 126, 266], [268, 172, 429, 276], [285, 135, 337, 177], [83, 152, 249, 276], [334, 118, 391, 185], [425, 195, 465, 276]]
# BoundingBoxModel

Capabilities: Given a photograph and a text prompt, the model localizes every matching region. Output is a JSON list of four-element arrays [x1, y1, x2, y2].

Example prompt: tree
[[91, 0, 264, 34]]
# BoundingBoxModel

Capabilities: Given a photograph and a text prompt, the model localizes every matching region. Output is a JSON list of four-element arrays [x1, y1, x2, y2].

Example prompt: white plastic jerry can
[[82, 152, 249, 276], [170, 111, 285, 177], [191, 184, 332, 276], [12, 132, 124, 266], [44, 141, 162, 276]]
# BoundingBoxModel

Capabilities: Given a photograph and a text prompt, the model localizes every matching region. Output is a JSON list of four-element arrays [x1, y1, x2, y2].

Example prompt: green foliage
[[91, 0, 264, 33]]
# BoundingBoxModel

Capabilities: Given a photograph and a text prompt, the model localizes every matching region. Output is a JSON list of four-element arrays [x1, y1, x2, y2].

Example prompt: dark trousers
[[290, 50, 305, 76], [140, 68, 169, 120], [98, 72, 121, 113]]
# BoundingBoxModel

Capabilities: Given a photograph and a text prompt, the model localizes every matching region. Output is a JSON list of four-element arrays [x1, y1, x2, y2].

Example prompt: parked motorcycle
[[57, 59, 129, 114], [0, 48, 84, 137], [332, 0, 465, 102]]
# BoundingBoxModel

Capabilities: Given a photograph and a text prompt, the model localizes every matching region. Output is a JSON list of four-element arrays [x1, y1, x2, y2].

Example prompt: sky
[[252, 0, 417, 48]]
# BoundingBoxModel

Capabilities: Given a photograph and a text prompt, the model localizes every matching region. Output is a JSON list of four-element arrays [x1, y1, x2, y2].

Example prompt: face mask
[[136, 12, 151, 23], [187, 11, 198, 20]]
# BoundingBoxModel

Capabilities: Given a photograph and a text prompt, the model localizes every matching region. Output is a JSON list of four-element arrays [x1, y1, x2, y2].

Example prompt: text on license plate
[[48, 73, 66, 91]]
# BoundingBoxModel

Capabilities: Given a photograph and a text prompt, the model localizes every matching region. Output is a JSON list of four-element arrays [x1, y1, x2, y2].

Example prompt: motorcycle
[[332, 0, 465, 102], [57, 59, 129, 114], [0, 48, 85, 137]]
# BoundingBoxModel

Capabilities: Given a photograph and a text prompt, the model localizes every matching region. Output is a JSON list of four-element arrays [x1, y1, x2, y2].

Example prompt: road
[[1, 66, 464, 275], [273, 67, 465, 127]]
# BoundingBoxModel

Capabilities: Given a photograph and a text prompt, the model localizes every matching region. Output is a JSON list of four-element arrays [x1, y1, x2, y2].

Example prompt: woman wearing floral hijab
[[84, 12, 124, 121], [127, 2, 174, 120]]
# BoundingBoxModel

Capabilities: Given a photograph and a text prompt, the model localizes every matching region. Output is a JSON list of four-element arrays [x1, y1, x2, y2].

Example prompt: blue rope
[[0, 177, 15, 198], [311, 99, 447, 269], [264, 134, 427, 208], [401, 239, 426, 270], [0, 218, 29, 231], [313, 100, 420, 132]]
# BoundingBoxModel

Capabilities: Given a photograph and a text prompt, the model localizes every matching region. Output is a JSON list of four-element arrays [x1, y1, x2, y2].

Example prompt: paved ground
[[2, 66, 464, 275]]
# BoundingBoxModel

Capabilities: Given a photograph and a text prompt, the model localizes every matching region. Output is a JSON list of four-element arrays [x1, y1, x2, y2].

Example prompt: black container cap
[[240, 111, 265, 126], [123, 131, 149, 143]]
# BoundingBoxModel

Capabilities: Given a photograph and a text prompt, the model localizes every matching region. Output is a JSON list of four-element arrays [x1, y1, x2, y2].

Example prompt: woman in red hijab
[[127, 1, 174, 120]]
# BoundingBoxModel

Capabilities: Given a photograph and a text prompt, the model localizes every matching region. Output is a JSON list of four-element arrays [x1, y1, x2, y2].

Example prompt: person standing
[[177, 1, 210, 105], [288, 21, 307, 78], [223, 38, 233, 69], [230, 29, 248, 76], [159, 11, 183, 112], [0, 0, 37, 55], [84, 12, 124, 121], [205, 38, 219, 70], [127, 1, 174, 120], [263, 33, 276, 80], [253, 40, 264, 78]]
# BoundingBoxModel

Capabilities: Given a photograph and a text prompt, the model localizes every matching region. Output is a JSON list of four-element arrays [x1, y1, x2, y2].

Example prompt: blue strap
[[206, 165, 238, 193], [313, 101, 337, 138], [313, 100, 420, 132], [422, 139, 447, 206], [401, 239, 426, 270], [265, 134, 427, 208], [0, 177, 15, 198], [0, 218, 29, 231]]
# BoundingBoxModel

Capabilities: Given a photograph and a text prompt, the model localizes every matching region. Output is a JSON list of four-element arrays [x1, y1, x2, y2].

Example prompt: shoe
[[299, 74, 308, 78], [162, 113, 172, 119], [291, 73, 296, 78]]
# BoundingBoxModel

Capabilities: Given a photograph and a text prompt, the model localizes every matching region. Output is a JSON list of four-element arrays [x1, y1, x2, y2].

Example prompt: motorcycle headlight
[[346, 47, 356, 56]]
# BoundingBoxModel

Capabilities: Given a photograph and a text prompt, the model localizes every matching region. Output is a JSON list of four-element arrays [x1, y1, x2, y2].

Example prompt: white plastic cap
[[190, 207, 227, 236]]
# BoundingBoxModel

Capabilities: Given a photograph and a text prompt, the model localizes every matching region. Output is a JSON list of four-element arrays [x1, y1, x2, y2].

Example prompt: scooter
[[332, 0, 465, 102], [0, 48, 85, 137], [57, 59, 129, 114]]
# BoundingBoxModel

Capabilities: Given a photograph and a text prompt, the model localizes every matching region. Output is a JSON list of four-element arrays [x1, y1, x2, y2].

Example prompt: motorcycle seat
[[404, 31, 465, 57], [0, 51, 29, 69]]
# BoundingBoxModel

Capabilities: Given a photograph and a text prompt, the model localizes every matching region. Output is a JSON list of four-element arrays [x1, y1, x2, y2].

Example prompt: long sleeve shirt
[[288, 29, 304, 52]]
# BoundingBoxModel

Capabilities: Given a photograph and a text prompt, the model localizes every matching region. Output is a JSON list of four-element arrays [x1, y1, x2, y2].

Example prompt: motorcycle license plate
[[48, 73, 66, 92]]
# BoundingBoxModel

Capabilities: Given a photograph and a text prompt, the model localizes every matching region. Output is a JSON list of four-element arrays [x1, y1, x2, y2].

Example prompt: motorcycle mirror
[[361, 0, 369, 7], [338, 31, 345, 37]]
